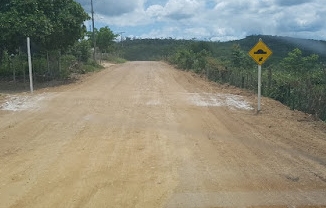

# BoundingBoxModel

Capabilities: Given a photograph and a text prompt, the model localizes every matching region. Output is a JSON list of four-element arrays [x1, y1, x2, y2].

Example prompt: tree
[[0, 0, 52, 53], [280, 48, 303, 73], [70, 40, 91, 63], [96, 27, 118, 52], [281, 48, 320, 74], [86, 29, 98, 50], [42, 0, 89, 51], [231, 44, 253, 69], [0, 0, 89, 53]]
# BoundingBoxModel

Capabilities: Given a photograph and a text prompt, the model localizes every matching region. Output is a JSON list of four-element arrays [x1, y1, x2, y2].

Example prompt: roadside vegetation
[[0, 0, 121, 85]]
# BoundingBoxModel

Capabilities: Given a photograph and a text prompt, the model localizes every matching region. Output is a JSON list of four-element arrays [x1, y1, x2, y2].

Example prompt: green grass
[[100, 54, 127, 64], [81, 60, 104, 73], [110, 57, 127, 64]]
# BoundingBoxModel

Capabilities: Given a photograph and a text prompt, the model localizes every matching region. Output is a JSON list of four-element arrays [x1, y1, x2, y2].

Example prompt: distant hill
[[119, 35, 326, 64]]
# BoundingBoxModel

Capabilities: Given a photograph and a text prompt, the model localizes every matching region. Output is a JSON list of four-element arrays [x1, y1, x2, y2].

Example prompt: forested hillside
[[121, 35, 326, 64], [225, 35, 326, 64], [120, 36, 326, 121]]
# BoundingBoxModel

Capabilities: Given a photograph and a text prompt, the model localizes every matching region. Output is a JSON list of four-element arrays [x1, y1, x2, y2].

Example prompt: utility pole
[[118, 32, 125, 47], [91, 0, 96, 62]]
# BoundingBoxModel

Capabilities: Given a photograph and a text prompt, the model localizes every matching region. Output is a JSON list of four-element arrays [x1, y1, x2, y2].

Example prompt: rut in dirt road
[[1, 61, 326, 208]]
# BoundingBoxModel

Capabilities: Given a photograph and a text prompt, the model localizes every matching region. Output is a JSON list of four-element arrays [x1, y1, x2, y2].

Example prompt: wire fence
[[206, 64, 326, 121]]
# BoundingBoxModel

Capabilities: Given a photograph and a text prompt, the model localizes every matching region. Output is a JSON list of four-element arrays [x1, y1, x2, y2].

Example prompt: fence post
[[27, 37, 33, 93]]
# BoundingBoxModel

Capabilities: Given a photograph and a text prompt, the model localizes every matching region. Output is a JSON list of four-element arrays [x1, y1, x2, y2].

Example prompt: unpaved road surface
[[1, 61, 326, 208]]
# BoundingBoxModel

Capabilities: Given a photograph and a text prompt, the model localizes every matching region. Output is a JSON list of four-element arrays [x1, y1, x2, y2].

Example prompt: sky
[[76, 0, 326, 41]]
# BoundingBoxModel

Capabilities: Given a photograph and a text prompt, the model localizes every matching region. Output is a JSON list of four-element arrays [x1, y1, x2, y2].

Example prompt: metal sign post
[[258, 65, 262, 111], [27, 37, 34, 93], [249, 39, 272, 112]]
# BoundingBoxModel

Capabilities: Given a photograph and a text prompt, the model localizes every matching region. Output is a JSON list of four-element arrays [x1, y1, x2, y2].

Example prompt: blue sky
[[76, 0, 326, 41]]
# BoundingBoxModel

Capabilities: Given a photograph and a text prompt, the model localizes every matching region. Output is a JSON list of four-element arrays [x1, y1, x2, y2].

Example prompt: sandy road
[[1, 61, 326, 208]]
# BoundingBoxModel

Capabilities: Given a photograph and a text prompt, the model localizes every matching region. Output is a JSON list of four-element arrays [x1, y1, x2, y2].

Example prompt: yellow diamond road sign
[[249, 40, 272, 65]]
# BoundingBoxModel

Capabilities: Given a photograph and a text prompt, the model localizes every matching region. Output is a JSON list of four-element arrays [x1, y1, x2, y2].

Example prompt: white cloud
[[146, 5, 164, 18], [141, 26, 182, 39], [76, 0, 326, 41], [184, 27, 210, 38], [78, 0, 145, 16], [163, 0, 204, 20], [145, 0, 204, 21], [273, 0, 308, 7]]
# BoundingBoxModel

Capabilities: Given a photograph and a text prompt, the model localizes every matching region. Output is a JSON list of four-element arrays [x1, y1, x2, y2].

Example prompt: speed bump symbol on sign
[[249, 39, 272, 65]]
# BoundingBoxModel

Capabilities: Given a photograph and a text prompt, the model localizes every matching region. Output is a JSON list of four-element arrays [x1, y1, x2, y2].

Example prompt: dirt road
[[1, 61, 326, 208]]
